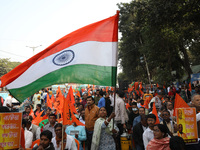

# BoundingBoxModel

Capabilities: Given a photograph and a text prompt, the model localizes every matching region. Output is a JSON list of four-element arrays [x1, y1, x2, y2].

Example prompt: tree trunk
[[180, 44, 193, 79]]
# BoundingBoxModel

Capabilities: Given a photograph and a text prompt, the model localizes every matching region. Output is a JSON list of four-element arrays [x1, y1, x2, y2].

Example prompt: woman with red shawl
[[146, 124, 170, 150]]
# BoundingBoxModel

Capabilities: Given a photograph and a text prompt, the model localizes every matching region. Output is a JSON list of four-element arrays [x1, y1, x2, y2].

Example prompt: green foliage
[[118, 0, 200, 84], [0, 58, 21, 77]]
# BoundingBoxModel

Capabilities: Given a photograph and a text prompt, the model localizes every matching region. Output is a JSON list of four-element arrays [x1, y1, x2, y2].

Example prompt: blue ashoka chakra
[[53, 50, 75, 66]]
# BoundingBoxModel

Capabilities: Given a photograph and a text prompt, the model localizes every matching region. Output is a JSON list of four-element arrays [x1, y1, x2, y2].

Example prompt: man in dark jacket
[[128, 102, 139, 128], [132, 115, 147, 150], [32, 130, 55, 150]]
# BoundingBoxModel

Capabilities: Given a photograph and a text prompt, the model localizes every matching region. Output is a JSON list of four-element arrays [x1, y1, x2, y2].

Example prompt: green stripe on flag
[[9, 64, 117, 102]]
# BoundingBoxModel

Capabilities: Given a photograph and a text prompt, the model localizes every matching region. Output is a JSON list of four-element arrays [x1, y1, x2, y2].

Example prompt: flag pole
[[113, 86, 116, 129], [112, 10, 119, 130], [62, 125, 64, 150]]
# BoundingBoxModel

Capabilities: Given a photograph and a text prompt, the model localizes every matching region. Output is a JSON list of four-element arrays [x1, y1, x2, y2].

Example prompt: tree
[[118, 0, 200, 84], [0, 58, 21, 77]]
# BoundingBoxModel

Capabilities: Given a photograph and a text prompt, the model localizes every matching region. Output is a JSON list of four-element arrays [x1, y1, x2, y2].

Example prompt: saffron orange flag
[[20, 128, 25, 149], [139, 82, 144, 95], [189, 82, 192, 92], [134, 82, 139, 90], [54, 86, 63, 110], [144, 97, 151, 109], [173, 94, 189, 116], [152, 103, 160, 124], [69, 86, 78, 114], [51, 94, 55, 104], [88, 89, 91, 96], [71, 112, 85, 126], [63, 93, 72, 125], [63, 87, 84, 125], [106, 86, 109, 93], [156, 83, 159, 88], [47, 93, 52, 109], [76, 91, 81, 98], [32, 110, 44, 126]]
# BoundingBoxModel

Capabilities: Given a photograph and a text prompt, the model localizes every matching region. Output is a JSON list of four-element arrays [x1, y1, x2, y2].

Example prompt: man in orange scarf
[[32, 130, 55, 150]]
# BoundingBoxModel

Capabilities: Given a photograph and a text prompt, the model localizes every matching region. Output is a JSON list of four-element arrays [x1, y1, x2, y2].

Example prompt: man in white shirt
[[26, 116, 41, 141], [115, 90, 129, 150], [79, 110, 85, 124], [52, 123, 77, 150], [22, 119, 33, 149], [166, 101, 174, 118], [3, 94, 13, 110], [143, 114, 156, 150]]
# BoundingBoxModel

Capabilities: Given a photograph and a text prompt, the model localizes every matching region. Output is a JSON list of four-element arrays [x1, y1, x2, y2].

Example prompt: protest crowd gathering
[[0, 9, 200, 150], [0, 82, 200, 150]]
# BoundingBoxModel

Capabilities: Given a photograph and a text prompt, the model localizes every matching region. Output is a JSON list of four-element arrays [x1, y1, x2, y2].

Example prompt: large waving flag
[[0, 12, 119, 102]]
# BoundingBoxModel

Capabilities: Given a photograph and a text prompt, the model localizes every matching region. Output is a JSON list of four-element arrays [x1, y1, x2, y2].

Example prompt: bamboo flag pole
[[61, 125, 64, 150], [112, 10, 119, 129], [112, 86, 116, 129]]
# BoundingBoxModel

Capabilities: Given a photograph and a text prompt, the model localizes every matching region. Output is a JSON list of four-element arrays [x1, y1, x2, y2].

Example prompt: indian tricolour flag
[[0, 12, 119, 102]]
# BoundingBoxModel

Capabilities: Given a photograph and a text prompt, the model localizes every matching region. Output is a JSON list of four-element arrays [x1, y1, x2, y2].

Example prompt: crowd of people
[[0, 83, 200, 150]]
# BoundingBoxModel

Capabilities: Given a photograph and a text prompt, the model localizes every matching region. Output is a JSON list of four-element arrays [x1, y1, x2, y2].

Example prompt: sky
[[0, 0, 131, 63]]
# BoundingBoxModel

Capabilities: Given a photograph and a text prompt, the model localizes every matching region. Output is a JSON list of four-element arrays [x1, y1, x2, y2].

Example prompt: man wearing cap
[[148, 88, 164, 109]]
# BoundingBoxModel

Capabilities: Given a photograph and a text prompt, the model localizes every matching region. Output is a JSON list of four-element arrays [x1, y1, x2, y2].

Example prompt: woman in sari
[[146, 124, 170, 150], [91, 107, 118, 150]]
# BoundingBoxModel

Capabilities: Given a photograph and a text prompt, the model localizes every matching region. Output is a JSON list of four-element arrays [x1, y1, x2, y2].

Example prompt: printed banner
[[176, 107, 198, 144], [0, 112, 22, 149]]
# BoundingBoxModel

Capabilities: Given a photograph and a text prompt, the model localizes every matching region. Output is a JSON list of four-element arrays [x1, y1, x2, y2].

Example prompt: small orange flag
[[111, 87, 114, 91], [63, 94, 72, 125], [57, 95, 64, 114], [173, 94, 189, 116], [136, 90, 139, 96], [144, 97, 151, 109], [54, 87, 63, 110], [51, 94, 55, 104], [63, 87, 84, 126], [128, 87, 132, 93], [152, 103, 160, 124], [76, 91, 81, 98], [69, 87, 78, 114], [106, 86, 109, 93], [189, 82, 192, 92], [134, 82, 139, 90], [156, 83, 159, 88], [88, 89, 91, 96], [139, 82, 144, 95], [92, 85, 95, 91], [71, 112, 85, 126], [32, 110, 44, 126], [20, 128, 25, 149], [47, 93, 52, 109]]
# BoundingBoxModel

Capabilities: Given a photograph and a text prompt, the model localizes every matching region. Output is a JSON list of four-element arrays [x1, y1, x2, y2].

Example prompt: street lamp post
[[26, 45, 42, 55]]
